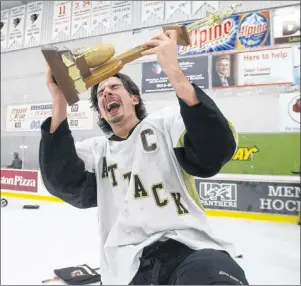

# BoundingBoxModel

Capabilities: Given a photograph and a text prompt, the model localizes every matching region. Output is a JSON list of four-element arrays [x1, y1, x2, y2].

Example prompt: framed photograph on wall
[[211, 54, 236, 88]]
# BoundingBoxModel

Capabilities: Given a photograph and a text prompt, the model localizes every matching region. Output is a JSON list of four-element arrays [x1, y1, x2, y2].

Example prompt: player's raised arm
[[142, 30, 237, 177], [38, 66, 97, 209]]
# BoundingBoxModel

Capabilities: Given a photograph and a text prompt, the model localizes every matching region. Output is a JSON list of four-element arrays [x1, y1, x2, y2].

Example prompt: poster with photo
[[24, 1, 44, 47], [211, 54, 236, 88], [273, 5, 300, 44], [91, 1, 111, 35], [52, 1, 72, 42], [1, 9, 10, 52], [71, 1, 91, 39], [8, 5, 26, 50]]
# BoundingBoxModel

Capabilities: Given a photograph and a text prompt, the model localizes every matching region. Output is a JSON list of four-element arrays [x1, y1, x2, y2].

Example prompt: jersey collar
[[108, 121, 141, 141]]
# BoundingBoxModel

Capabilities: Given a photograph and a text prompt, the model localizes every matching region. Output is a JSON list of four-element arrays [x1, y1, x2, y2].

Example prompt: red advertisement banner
[[0, 169, 38, 193]]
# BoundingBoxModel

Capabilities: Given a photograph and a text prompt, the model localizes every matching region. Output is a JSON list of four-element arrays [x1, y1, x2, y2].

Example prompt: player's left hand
[[141, 30, 181, 76]]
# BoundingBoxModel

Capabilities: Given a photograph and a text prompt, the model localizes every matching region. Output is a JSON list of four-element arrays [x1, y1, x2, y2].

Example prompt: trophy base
[[42, 48, 80, 106]]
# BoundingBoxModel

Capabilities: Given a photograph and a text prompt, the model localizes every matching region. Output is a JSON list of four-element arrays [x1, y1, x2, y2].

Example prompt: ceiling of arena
[[0, 0, 35, 10]]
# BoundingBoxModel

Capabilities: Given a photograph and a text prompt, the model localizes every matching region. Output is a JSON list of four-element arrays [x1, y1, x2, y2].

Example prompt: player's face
[[97, 77, 139, 125], [216, 59, 230, 76]]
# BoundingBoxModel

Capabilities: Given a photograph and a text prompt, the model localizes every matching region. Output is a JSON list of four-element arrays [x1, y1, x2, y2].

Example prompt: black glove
[[54, 264, 101, 285]]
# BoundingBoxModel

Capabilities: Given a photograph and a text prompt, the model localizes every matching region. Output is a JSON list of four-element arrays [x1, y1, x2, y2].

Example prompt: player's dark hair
[[90, 73, 147, 134]]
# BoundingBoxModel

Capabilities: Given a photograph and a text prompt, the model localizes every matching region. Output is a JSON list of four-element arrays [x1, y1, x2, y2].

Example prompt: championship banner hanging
[[90, 1, 111, 35], [191, 1, 219, 17], [52, 1, 72, 43], [1, 9, 10, 52], [71, 0, 91, 39], [8, 5, 26, 50], [164, 1, 191, 23], [24, 1, 44, 48], [141, 1, 164, 26], [111, 1, 132, 31]]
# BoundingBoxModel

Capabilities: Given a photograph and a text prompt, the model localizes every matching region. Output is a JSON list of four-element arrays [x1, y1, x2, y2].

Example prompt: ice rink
[[1, 197, 300, 285]]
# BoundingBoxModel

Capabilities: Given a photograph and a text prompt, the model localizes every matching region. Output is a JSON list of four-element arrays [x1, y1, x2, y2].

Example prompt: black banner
[[195, 179, 300, 215], [141, 56, 209, 93]]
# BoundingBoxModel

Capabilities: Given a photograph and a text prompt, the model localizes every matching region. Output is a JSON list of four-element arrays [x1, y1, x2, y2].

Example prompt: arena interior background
[[1, 0, 300, 222]]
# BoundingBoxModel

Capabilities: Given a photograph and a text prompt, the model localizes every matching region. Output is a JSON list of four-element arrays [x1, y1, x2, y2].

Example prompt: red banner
[[0, 169, 38, 193]]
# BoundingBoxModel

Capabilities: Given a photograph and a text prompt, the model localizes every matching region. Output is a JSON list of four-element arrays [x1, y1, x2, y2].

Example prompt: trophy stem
[[84, 45, 149, 88], [115, 45, 149, 62]]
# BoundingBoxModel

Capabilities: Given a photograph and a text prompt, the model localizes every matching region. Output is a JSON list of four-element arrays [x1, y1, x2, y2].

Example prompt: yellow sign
[[232, 146, 259, 161]]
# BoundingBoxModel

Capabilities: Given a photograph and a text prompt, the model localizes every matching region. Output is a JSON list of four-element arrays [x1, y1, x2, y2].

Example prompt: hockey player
[[39, 30, 249, 285]]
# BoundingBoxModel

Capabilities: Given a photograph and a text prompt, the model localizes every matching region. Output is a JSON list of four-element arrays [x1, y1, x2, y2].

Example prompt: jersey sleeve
[[163, 105, 186, 148], [165, 84, 238, 178], [39, 117, 98, 208]]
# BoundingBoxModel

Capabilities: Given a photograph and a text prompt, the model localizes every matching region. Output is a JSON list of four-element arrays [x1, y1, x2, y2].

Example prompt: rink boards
[[1, 168, 300, 224]]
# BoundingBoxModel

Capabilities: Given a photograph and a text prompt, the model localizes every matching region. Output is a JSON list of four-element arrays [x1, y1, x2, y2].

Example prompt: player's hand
[[141, 30, 181, 76]]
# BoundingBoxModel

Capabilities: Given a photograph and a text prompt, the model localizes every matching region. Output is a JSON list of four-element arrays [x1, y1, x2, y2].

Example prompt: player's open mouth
[[106, 101, 121, 115]]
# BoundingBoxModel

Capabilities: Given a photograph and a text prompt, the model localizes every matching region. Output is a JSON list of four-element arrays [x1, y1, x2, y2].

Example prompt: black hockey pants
[[130, 239, 249, 285]]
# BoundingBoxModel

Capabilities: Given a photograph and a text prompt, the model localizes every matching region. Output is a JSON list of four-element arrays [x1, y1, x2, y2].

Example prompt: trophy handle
[[84, 59, 124, 87], [83, 25, 190, 88], [84, 45, 148, 87]]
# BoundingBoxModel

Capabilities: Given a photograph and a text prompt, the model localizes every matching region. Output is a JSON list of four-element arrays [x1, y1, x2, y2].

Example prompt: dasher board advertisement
[[1, 169, 38, 193], [196, 179, 300, 216], [5, 101, 94, 132]]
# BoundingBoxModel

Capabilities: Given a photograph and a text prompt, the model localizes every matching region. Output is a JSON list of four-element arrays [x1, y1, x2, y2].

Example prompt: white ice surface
[[1, 197, 300, 285]]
